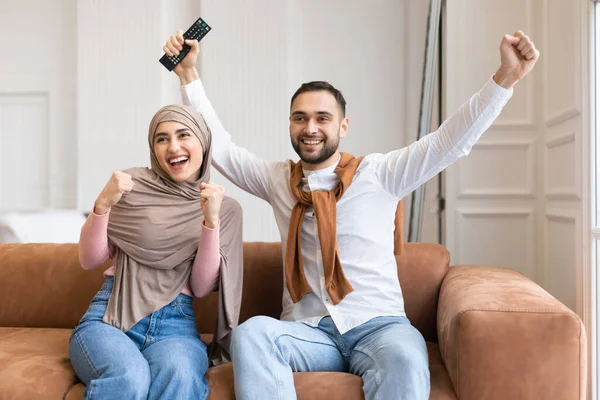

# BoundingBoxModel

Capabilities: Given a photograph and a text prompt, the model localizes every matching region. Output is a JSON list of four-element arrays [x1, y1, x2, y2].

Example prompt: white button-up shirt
[[182, 78, 512, 334]]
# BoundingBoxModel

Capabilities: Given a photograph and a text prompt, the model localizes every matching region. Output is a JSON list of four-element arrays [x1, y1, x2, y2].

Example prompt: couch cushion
[[0, 327, 77, 399], [202, 343, 457, 400], [4, 327, 457, 400], [428, 342, 458, 400], [65, 383, 84, 400], [203, 362, 366, 400]]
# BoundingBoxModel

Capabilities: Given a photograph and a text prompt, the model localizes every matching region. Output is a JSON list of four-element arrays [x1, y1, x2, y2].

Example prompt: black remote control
[[159, 17, 212, 71]]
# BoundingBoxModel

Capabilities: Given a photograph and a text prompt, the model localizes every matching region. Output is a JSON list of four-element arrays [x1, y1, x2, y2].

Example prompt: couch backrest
[[192, 242, 284, 334], [0, 243, 106, 329], [0, 239, 449, 342], [0, 242, 285, 331], [396, 242, 450, 342], [194, 240, 450, 343]]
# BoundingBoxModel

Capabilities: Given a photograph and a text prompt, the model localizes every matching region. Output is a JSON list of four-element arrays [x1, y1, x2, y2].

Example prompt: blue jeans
[[69, 277, 209, 400], [230, 315, 429, 400]]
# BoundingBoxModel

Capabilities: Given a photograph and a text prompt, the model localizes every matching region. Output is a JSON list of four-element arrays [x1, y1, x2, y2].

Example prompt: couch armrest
[[437, 265, 586, 400]]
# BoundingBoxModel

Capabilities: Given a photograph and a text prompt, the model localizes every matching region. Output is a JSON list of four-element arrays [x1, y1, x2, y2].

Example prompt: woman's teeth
[[169, 156, 189, 166]]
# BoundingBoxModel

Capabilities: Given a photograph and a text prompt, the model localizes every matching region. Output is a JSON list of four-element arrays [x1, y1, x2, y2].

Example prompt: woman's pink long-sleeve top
[[78, 209, 220, 298]]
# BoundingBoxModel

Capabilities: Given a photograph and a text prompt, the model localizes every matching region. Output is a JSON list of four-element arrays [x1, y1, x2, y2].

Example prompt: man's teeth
[[303, 140, 322, 145]]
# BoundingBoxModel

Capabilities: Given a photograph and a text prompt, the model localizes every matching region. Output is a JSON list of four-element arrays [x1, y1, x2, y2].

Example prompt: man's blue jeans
[[69, 277, 209, 400], [230, 315, 430, 400]]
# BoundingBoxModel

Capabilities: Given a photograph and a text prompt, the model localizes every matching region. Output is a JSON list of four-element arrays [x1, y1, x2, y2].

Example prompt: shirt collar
[[302, 153, 341, 178]]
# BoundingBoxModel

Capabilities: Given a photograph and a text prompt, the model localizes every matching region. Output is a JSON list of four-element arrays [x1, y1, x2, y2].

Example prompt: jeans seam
[[155, 307, 166, 340], [353, 346, 382, 400], [318, 318, 348, 357], [335, 332, 349, 358], [270, 338, 285, 400], [73, 333, 100, 382], [270, 332, 340, 399], [142, 312, 155, 350], [175, 302, 196, 320], [86, 380, 95, 399], [273, 333, 340, 349], [270, 331, 288, 400], [201, 382, 209, 400]]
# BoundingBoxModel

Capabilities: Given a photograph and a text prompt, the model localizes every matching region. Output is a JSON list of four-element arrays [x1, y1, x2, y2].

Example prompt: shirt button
[[325, 298, 330, 303]]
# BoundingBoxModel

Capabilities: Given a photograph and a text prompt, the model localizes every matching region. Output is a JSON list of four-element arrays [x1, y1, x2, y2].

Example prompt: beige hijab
[[102, 105, 243, 365]]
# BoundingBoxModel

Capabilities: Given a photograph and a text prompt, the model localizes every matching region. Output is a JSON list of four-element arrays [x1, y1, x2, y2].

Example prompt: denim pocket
[[78, 301, 108, 325], [174, 302, 196, 321], [90, 291, 110, 305], [77, 287, 111, 325]]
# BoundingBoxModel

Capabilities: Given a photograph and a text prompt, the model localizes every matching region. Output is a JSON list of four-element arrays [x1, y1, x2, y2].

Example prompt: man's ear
[[339, 117, 349, 138]]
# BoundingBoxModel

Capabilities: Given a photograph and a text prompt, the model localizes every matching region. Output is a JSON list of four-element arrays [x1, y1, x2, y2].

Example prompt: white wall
[[0, 0, 76, 210], [0, 0, 432, 243], [77, 0, 201, 210], [196, 0, 415, 241]]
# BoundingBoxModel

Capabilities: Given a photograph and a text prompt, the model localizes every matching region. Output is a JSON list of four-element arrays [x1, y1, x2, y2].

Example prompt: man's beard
[[291, 135, 340, 165]]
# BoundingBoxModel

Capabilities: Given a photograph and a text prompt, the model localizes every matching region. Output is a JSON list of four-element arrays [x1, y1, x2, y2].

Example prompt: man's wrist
[[493, 68, 519, 89], [179, 68, 199, 86]]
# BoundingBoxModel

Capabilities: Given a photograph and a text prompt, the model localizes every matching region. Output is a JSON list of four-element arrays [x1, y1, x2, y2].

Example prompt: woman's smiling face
[[153, 121, 204, 182]]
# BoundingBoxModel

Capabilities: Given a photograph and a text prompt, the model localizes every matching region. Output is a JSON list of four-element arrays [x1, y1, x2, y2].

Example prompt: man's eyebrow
[[316, 111, 333, 116], [291, 110, 334, 117]]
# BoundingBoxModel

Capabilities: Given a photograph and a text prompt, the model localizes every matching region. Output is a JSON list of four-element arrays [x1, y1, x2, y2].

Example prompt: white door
[[444, 0, 588, 318], [444, 0, 540, 282]]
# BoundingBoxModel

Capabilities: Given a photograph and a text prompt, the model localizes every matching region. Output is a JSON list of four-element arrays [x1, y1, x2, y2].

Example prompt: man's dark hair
[[290, 81, 346, 117]]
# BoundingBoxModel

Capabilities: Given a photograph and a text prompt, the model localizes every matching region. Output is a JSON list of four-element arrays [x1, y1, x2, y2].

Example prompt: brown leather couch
[[0, 240, 587, 399]]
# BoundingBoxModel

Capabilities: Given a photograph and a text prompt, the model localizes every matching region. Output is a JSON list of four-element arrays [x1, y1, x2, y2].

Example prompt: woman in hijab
[[68, 104, 243, 400]]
